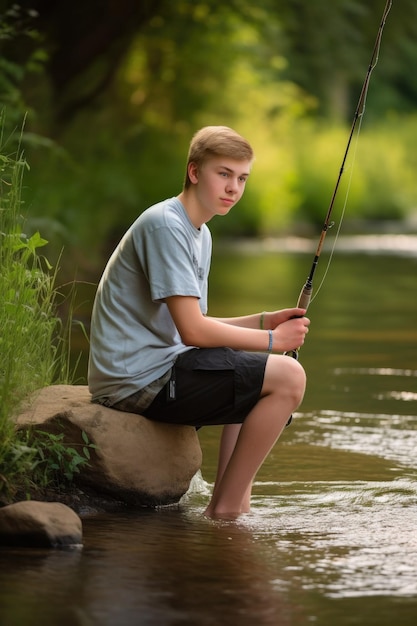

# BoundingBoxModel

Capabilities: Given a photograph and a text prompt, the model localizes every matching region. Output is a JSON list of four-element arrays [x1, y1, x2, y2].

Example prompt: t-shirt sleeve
[[138, 225, 204, 302]]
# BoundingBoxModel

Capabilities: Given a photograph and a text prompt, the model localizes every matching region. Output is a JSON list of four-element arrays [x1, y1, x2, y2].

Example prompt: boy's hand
[[268, 308, 307, 329], [267, 308, 310, 352]]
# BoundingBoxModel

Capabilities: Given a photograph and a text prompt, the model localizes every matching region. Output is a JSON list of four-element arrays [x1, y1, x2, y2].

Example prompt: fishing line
[[286, 0, 392, 358], [310, 1, 391, 304], [310, 112, 364, 305]]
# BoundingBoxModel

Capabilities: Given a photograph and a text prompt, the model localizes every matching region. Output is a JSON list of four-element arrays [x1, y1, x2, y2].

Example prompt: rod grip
[[297, 281, 313, 310], [284, 281, 313, 360]]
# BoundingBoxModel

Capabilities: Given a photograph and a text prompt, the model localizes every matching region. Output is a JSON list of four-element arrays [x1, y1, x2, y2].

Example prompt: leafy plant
[[0, 438, 38, 498], [0, 428, 97, 498], [25, 428, 97, 489]]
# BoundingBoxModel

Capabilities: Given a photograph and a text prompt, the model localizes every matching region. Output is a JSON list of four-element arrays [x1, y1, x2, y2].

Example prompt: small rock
[[0, 501, 82, 548]]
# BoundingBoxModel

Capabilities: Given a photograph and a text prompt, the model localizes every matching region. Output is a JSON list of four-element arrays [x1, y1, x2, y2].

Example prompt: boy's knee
[[289, 356, 306, 383], [265, 354, 306, 402], [285, 357, 306, 396]]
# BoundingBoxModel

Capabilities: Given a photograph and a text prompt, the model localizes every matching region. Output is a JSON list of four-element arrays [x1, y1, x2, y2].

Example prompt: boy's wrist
[[267, 329, 273, 352]]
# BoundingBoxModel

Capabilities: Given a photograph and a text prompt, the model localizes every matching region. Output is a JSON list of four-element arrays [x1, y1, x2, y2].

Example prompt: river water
[[1, 236, 416, 625]]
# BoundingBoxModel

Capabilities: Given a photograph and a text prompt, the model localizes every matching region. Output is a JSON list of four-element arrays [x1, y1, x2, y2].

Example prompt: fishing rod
[[286, 0, 393, 360]]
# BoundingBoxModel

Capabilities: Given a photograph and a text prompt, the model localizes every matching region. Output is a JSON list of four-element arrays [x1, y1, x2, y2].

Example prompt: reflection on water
[[0, 507, 296, 626], [245, 477, 417, 598], [1, 250, 416, 625]]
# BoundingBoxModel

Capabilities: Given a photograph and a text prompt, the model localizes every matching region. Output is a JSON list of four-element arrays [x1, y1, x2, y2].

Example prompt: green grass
[[0, 115, 76, 500]]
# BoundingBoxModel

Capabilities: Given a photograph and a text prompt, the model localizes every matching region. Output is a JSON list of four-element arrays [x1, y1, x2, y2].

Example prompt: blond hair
[[183, 126, 254, 189]]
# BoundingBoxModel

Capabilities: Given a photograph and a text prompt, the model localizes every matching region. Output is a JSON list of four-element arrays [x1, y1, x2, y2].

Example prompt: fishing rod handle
[[297, 280, 313, 310], [283, 281, 313, 360]]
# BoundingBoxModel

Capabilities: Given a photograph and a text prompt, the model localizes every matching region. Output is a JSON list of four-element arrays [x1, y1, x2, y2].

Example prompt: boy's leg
[[204, 354, 306, 519], [209, 424, 252, 513]]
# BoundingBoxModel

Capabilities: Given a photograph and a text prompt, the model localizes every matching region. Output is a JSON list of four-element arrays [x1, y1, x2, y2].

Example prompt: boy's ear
[[188, 162, 199, 184]]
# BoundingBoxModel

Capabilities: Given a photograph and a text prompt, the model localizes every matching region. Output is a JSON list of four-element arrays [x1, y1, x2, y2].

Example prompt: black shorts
[[142, 347, 268, 428]]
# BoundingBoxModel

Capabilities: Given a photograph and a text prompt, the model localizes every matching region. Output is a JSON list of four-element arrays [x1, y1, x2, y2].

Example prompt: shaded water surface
[[1, 240, 416, 625]]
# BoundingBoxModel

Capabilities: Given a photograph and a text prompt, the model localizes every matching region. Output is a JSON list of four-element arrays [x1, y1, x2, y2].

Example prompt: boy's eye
[[218, 171, 248, 183]]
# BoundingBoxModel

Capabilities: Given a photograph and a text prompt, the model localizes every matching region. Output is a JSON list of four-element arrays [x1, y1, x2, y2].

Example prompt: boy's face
[[188, 156, 251, 222]]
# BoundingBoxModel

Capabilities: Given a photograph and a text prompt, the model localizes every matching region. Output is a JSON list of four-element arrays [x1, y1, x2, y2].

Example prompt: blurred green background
[[1, 0, 416, 281]]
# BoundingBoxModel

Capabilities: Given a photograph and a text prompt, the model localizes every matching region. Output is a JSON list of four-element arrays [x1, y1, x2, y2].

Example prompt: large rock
[[16, 385, 202, 507], [0, 501, 82, 547]]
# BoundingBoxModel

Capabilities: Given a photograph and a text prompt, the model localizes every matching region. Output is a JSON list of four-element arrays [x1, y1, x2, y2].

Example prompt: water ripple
[[239, 478, 417, 599], [295, 409, 417, 468]]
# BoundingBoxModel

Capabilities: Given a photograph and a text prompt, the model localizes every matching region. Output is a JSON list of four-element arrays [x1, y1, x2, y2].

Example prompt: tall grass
[[0, 116, 70, 498]]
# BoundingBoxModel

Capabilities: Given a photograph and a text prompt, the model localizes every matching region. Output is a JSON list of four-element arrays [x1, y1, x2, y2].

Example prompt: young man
[[88, 125, 310, 519]]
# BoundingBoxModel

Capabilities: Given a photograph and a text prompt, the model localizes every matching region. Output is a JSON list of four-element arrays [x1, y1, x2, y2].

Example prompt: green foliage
[[2, 0, 416, 263], [0, 436, 37, 497], [0, 115, 81, 500], [353, 121, 417, 220], [0, 428, 96, 496], [0, 128, 61, 425], [0, 4, 47, 135], [290, 117, 417, 228], [25, 428, 97, 489]]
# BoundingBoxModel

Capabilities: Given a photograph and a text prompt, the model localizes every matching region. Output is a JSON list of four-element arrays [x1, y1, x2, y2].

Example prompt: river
[[1, 235, 416, 625]]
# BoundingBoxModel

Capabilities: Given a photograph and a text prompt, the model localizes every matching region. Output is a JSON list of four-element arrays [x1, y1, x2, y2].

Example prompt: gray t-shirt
[[88, 197, 212, 404]]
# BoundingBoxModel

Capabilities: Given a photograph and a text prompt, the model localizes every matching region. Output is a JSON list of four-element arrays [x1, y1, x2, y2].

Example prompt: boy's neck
[[177, 190, 205, 229]]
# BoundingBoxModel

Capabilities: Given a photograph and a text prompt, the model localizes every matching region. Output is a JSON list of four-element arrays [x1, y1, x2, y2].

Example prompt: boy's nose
[[226, 177, 238, 193]]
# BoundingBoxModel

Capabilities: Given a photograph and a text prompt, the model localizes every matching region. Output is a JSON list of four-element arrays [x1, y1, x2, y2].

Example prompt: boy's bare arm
[[213, 309, 307, 330], [165, 296, 309, 353]]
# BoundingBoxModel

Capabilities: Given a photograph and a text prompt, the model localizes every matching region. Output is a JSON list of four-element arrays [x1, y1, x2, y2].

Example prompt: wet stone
[[0, 501, 83, 548]]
